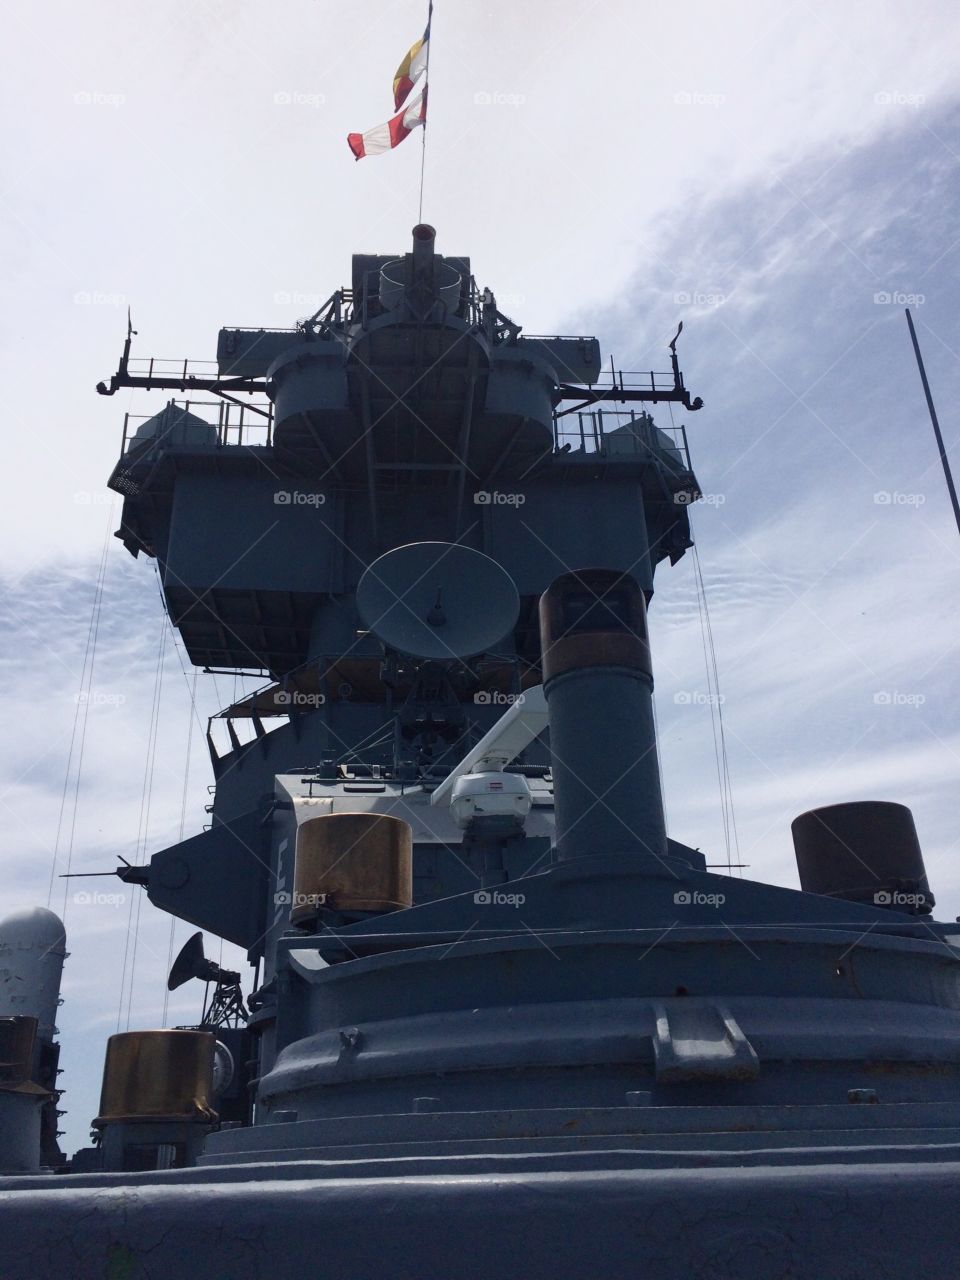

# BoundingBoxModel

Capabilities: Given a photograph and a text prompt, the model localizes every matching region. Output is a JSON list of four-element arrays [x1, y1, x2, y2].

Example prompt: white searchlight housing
[[450, 770, 533, 831]]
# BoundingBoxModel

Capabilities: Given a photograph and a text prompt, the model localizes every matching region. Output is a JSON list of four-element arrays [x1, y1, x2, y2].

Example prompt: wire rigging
[[50, 510, 113, 917], [151, 566, 208, 740], [691, 538, 741, 875], [162, 666, 199, 1028], [116, 612, 167, 1031], [667, 400, 740, 874], [650, 694, 668, 838], [125, 620, 167, 1030]]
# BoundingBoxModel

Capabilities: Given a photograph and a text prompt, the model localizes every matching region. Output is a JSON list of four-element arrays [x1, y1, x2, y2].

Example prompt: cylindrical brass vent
[[539, 569, 651, 684], [94, 1029, 216, 1125], [792, 801, 934, 914], [292, 812, 413, 923]]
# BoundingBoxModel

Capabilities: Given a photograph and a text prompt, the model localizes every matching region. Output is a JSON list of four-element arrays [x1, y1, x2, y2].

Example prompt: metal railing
[[342, 273, 494, 332], [123, 356, 223, 385], [120, 398, 274, 455], [554, 410, 692, 471], [557, 368, 688, 401]]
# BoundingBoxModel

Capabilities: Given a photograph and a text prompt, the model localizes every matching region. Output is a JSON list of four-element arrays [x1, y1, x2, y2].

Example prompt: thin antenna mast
[[418, 0, 434, 222], [905, 307, 960, 539]]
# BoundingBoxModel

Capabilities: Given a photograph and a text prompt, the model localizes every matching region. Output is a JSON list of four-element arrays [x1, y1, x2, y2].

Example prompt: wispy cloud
[[572, 106, 960, 908], [0, 557, 254, 1149]]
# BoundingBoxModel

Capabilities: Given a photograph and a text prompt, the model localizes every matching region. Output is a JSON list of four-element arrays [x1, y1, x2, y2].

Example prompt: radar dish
[[167, 932, 207, 990], [357, 542, 520, 660]]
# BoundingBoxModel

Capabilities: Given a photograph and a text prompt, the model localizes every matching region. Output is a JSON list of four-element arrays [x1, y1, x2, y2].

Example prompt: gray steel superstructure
[[1, 225, 959, 1278]]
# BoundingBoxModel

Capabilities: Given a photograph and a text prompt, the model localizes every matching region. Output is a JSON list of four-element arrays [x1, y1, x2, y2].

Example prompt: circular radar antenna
[[357, 542, 520, 661]]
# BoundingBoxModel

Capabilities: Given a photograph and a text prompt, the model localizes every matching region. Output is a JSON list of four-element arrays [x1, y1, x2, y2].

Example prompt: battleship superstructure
[[1, 226, 959, 1278]]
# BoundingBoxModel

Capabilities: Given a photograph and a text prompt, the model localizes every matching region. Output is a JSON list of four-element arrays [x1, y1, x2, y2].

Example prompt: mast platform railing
[[119, 398, 274, 454], [554, 409, 692, 472]]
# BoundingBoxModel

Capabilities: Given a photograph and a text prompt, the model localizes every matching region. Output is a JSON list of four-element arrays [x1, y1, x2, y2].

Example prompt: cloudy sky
[[2, 0, 959, 1154]]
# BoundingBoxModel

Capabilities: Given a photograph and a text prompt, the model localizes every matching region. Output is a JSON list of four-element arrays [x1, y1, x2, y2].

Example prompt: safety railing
[[558, 368, 689, 399], [554, 409, 691, 471], [123, 356, 223, 384], [119, 398, 274, 454]]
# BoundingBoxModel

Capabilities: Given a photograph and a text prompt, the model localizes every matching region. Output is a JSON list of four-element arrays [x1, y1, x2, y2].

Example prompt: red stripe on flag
[[347, 87, 426, 161], [388, 111, 412, 148], [388, 85, 427, 147], [393, 74, 415, 111]]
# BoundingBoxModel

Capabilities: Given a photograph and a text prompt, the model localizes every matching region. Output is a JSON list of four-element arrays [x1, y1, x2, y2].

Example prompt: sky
[[1, 0, 959, 1156]]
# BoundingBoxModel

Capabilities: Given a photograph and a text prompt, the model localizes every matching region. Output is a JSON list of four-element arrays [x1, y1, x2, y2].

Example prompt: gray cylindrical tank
[[477, 344, 556, 476], [483, 345, 555, 433], [267, 341, 349, 418], [0, 1015, 46, 1174], [379, 258, 462, 313], [0, 907, 67, 1040], [540, 569, 667, 863], [0, 1089, 44, 1174], [791, 801, 934, 914]]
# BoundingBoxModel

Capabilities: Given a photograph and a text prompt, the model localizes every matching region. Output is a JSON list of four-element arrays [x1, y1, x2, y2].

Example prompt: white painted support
[[430, 686, 548, 809]]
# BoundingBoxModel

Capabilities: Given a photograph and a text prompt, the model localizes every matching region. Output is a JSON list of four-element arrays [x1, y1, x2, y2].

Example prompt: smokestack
[[379, 224, 459, 317], [792, 801, 934, 914], [411, 223, 437, 273], [539, 569, 667, 863]]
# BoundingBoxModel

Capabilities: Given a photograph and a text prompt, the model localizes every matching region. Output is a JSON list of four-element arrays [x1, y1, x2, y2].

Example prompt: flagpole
[[418, 0, 434, 222], [905, 308, 960, 540]]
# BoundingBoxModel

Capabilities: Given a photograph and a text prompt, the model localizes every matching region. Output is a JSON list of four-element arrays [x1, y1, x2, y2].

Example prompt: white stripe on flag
[[359, 122, 393, 156]]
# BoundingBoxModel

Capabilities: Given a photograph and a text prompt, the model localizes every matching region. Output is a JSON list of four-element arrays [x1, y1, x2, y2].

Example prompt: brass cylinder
[[94, 1029, 216, 1125], [292, 813, 413, 923], [792, 801, 934, 913], [539, 569, 651, 684]]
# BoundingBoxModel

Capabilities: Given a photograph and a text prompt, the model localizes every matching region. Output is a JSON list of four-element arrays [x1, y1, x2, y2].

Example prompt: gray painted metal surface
[[3, 226, 958, 1277], [1, 1160, 960, 1278]]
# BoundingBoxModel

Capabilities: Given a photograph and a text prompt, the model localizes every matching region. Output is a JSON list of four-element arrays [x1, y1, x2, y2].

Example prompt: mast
[[905, 307, 960, 539], [418, 0, 433, 222]]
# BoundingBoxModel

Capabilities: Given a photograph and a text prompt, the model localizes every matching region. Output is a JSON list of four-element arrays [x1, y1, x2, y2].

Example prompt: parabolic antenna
[[167, 931, 239, 991], [356, 542, 520, 661], [168, 932, 207, 991]]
